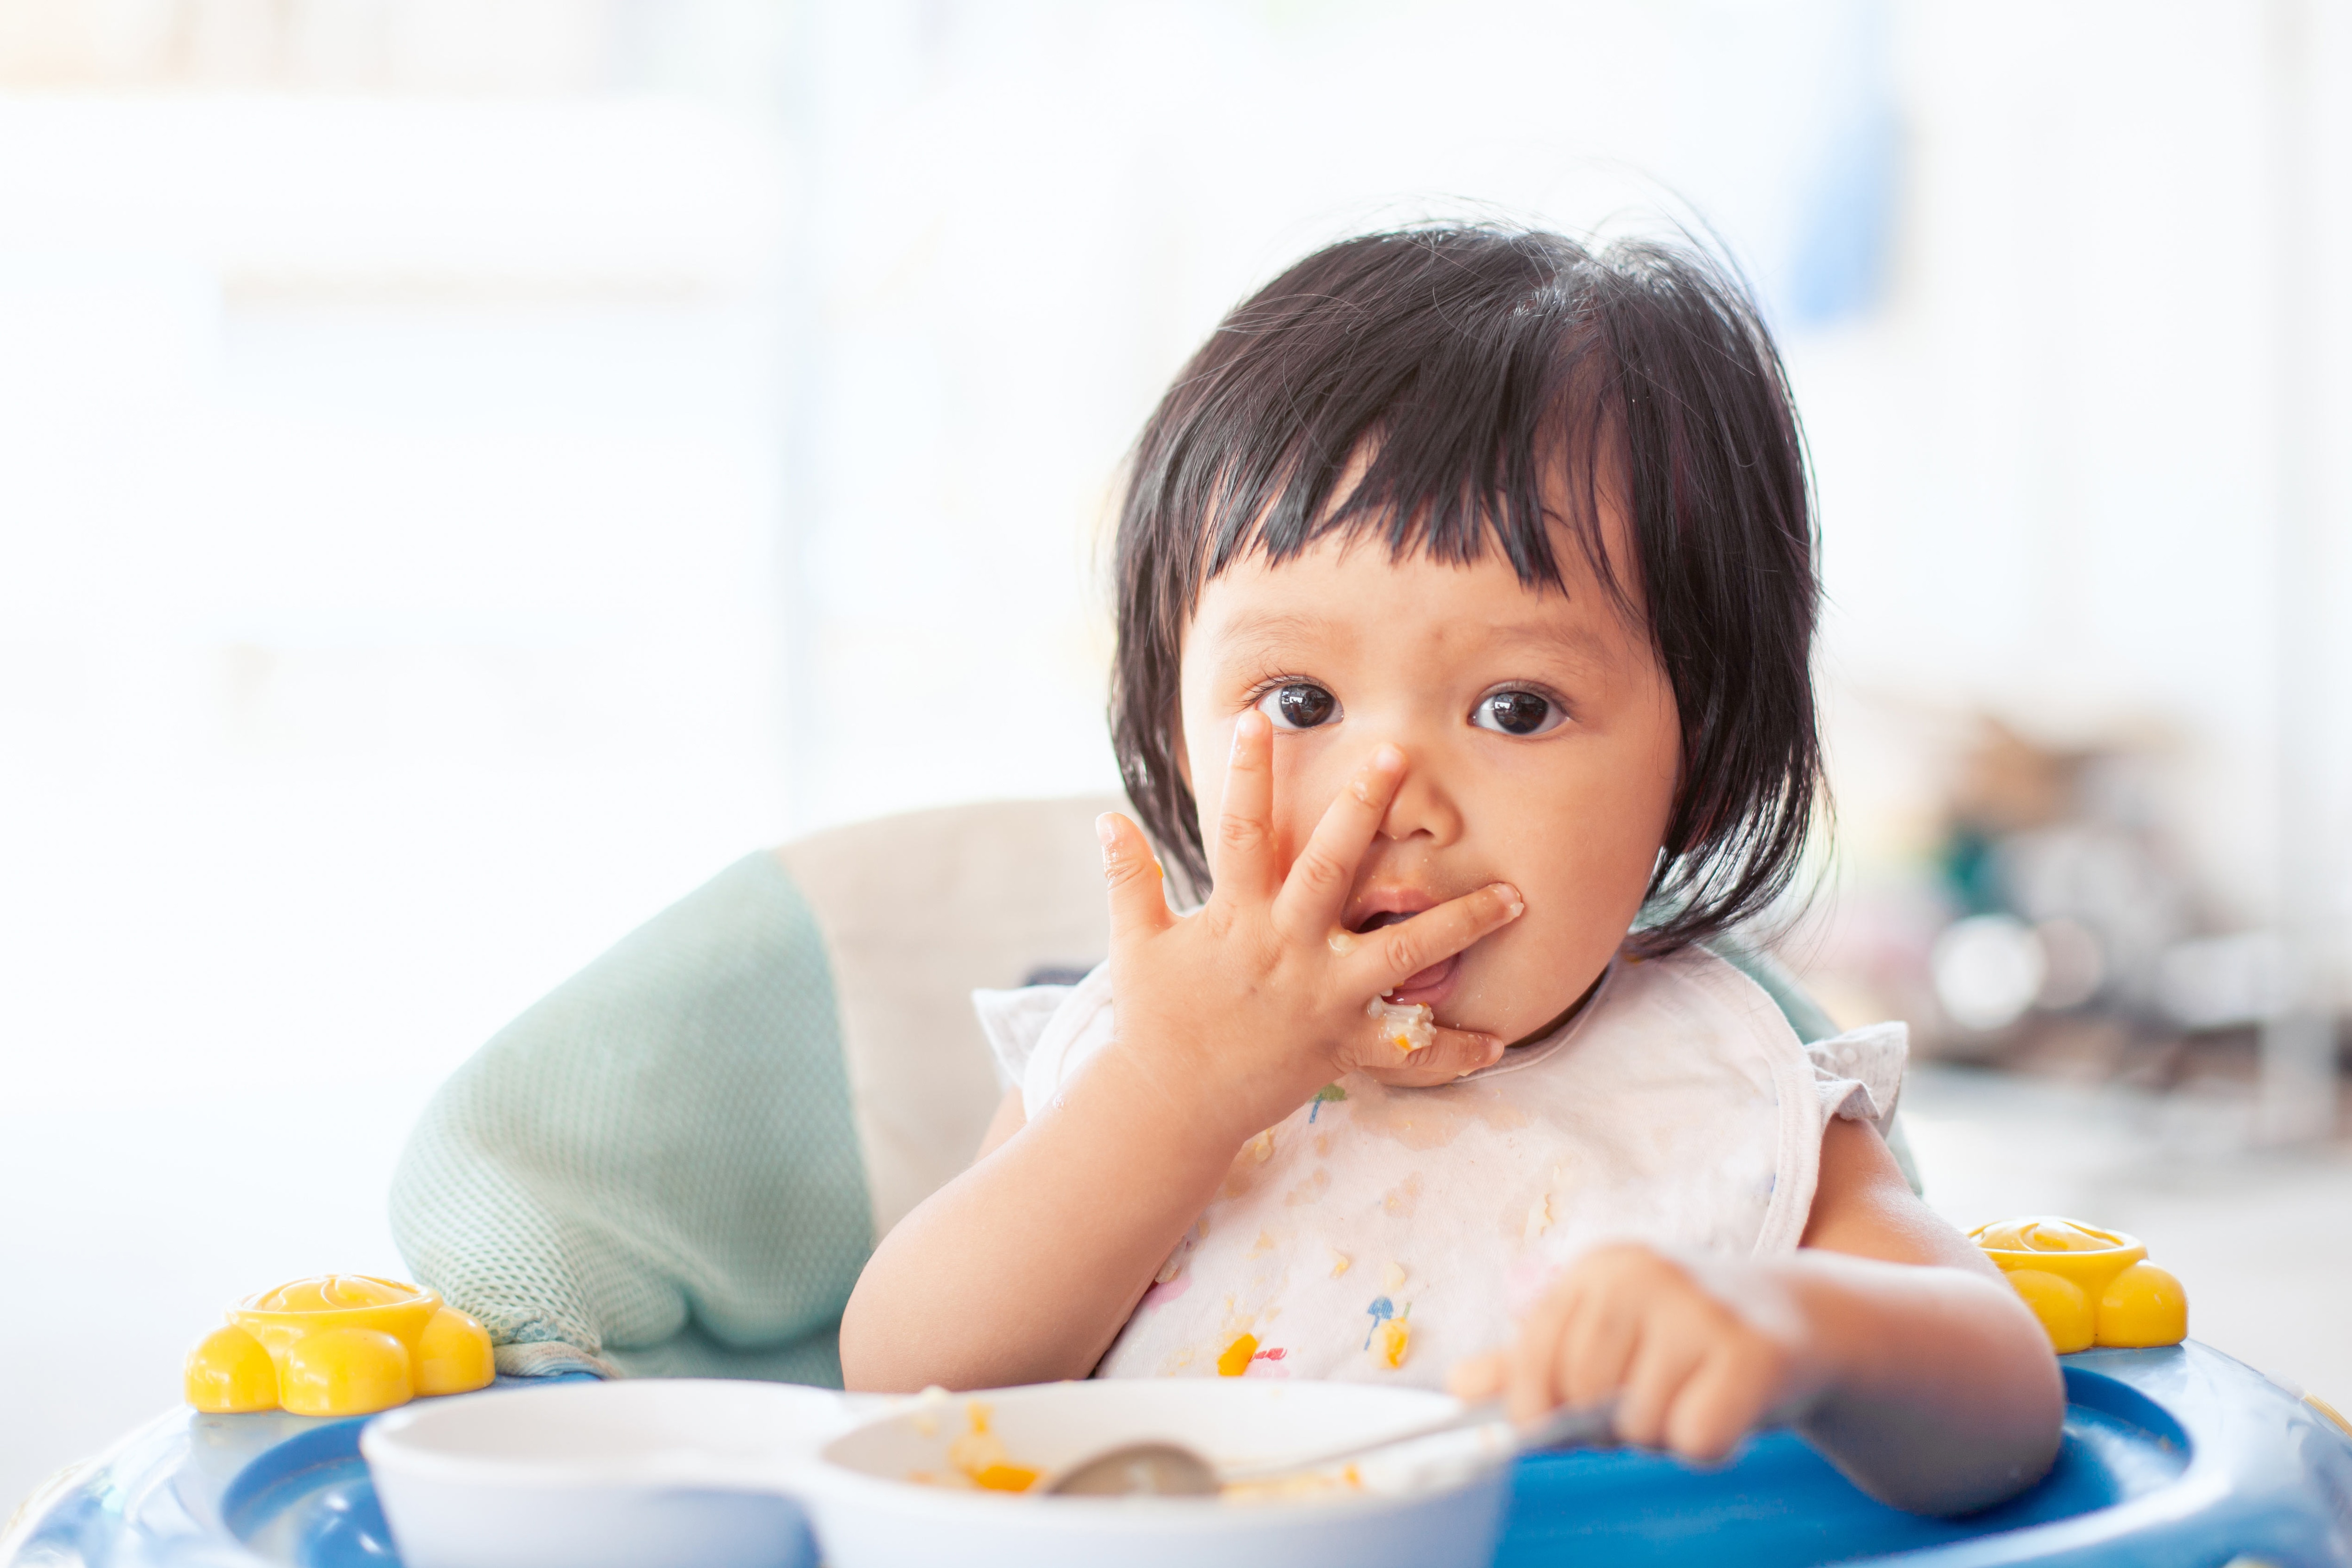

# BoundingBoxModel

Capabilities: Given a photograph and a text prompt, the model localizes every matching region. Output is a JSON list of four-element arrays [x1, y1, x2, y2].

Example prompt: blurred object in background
[[1794, 708, 2349, 1124], [0, 0, 810, 1509], [0, 0, 782, 97], [1933, 719, 2194, 1041]]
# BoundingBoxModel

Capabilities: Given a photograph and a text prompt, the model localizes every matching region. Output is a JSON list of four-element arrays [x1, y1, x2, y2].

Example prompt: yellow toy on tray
[[183, 1274, 494, 1416], [1970, 1218, 2188, 1354]]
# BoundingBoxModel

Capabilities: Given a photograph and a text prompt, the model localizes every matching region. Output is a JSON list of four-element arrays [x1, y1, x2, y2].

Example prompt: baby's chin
[[1435, 951, 1608, 1048]]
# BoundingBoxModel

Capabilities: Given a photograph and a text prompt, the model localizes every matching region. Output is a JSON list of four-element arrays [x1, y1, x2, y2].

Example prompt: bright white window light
[[1931, 914, 2048, 1033]]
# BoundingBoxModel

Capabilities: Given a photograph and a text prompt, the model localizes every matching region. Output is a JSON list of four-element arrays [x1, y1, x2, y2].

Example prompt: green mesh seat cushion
[[389, 852, 872, 1383]]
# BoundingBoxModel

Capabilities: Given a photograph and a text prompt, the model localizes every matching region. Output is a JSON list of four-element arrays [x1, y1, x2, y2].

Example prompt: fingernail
[[1493, 883, 1525, 918], [1232, 711, 1264, 756], [1096, 813, 1118, 856]]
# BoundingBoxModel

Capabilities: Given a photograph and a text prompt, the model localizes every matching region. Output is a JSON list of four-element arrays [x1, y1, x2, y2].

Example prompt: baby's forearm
[[838, 1046, 1255, 1392], [1791, 1251, 2065, 1515]]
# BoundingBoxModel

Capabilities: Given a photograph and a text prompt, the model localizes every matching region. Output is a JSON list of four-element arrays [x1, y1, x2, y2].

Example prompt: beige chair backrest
[[779, 795, 1123, 1240]]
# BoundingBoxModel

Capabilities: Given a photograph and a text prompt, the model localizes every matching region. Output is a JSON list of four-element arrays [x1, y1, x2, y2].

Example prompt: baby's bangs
[[1179, 233, 1634, 621]]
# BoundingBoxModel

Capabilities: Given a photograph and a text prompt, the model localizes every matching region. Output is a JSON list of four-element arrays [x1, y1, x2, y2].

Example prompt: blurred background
[[3, 0, 2348, 1511]]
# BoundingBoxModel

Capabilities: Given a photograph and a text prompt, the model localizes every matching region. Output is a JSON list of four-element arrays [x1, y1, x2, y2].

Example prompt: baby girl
[[840, 225, 2062, 1514]]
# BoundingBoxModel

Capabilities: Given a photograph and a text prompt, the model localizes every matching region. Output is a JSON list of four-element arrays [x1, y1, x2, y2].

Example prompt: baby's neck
[[1504, 965, 1611, 1051]]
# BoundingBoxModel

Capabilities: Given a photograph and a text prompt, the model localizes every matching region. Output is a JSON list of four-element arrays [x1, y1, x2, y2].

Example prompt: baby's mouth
[[1351, 909, 1461, 1003]]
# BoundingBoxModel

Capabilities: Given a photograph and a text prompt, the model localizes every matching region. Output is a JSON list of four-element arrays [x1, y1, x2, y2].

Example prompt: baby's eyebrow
[[1480, 617, 1614, 667], [1208, 607, 1618, 679], [1209, 609, 1343, 662]]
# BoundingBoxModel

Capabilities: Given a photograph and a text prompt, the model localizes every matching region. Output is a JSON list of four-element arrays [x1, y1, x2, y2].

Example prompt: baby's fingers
[[1269, 743, 1405, 940], [1658, 1346, 1779, 1464], [1447, 1351, 1509, 1402], [1352, 882, 1525, 995], [1209, 710, 1281, 904], [1358, 1026, 1504, 1087], [1614, 1331, 1710, 1452], [1505, 1271, 1589, 1426], [1097, 812, 1174, 946]]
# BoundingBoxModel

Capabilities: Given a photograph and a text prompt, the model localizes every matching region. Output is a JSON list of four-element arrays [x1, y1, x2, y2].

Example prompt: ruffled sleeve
[[973, 961, 1116, 1112], [971, 984, 1075, 1091], [1804, 1021, 1908, 1137]]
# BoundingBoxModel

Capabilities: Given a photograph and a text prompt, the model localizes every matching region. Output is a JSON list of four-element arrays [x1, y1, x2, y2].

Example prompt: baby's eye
[[1471, 689, 1563, 737], [1256, 683, 1340, 731]]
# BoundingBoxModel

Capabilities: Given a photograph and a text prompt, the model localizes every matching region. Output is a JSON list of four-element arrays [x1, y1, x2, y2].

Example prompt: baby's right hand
[[1093, 709, 1523, 1145]]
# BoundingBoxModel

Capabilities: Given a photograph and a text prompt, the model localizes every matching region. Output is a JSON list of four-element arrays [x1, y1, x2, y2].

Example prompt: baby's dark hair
[[1108, 224, 1823, 957]]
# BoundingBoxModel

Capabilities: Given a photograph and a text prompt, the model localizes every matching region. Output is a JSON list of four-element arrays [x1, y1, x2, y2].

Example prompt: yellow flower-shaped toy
[[184, 1274, 494, 1417], [1971, 1218, 2187, 1354]]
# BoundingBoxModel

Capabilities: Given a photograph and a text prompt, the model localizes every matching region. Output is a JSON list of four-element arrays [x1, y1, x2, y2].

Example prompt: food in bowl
[[908, 1397, 1042, 1493], [798, 1378, 1511, 1568]]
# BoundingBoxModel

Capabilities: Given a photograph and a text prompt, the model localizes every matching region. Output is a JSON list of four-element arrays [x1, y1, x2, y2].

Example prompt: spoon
[[1040, 1397, 1617, 1498]]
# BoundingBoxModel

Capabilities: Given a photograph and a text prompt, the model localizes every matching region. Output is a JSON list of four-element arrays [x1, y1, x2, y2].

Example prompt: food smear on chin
[[1367, 996, 1436, 1053]]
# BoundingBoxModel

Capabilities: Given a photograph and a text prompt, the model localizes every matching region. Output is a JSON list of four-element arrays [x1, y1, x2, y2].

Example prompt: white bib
[[975, 947, 1903, 1389]]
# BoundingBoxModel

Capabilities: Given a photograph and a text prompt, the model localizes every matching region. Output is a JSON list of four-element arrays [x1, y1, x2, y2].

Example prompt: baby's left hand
[[1449, 1242, 1830, 1462]]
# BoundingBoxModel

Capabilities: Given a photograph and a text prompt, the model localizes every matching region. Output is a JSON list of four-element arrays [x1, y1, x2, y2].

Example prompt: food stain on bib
[[1219, 1143, 1277, 1201], [1381, 1172, 1424, 1219], [1345, 1077, 1531, 1151], [1284, 1167, 1332, 1206]]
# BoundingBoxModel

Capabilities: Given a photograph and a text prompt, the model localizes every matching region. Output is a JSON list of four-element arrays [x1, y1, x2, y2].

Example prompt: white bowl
[[798, 1379, 1513, 1568], [360, 1378, 853, 1568]]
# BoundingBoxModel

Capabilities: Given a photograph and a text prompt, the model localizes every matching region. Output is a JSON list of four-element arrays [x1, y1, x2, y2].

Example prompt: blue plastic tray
[[9, 1345, 2349, 1567]]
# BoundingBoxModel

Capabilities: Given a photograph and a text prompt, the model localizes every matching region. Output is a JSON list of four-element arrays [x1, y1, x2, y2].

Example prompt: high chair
[[8, 799, 2347, 1568]]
